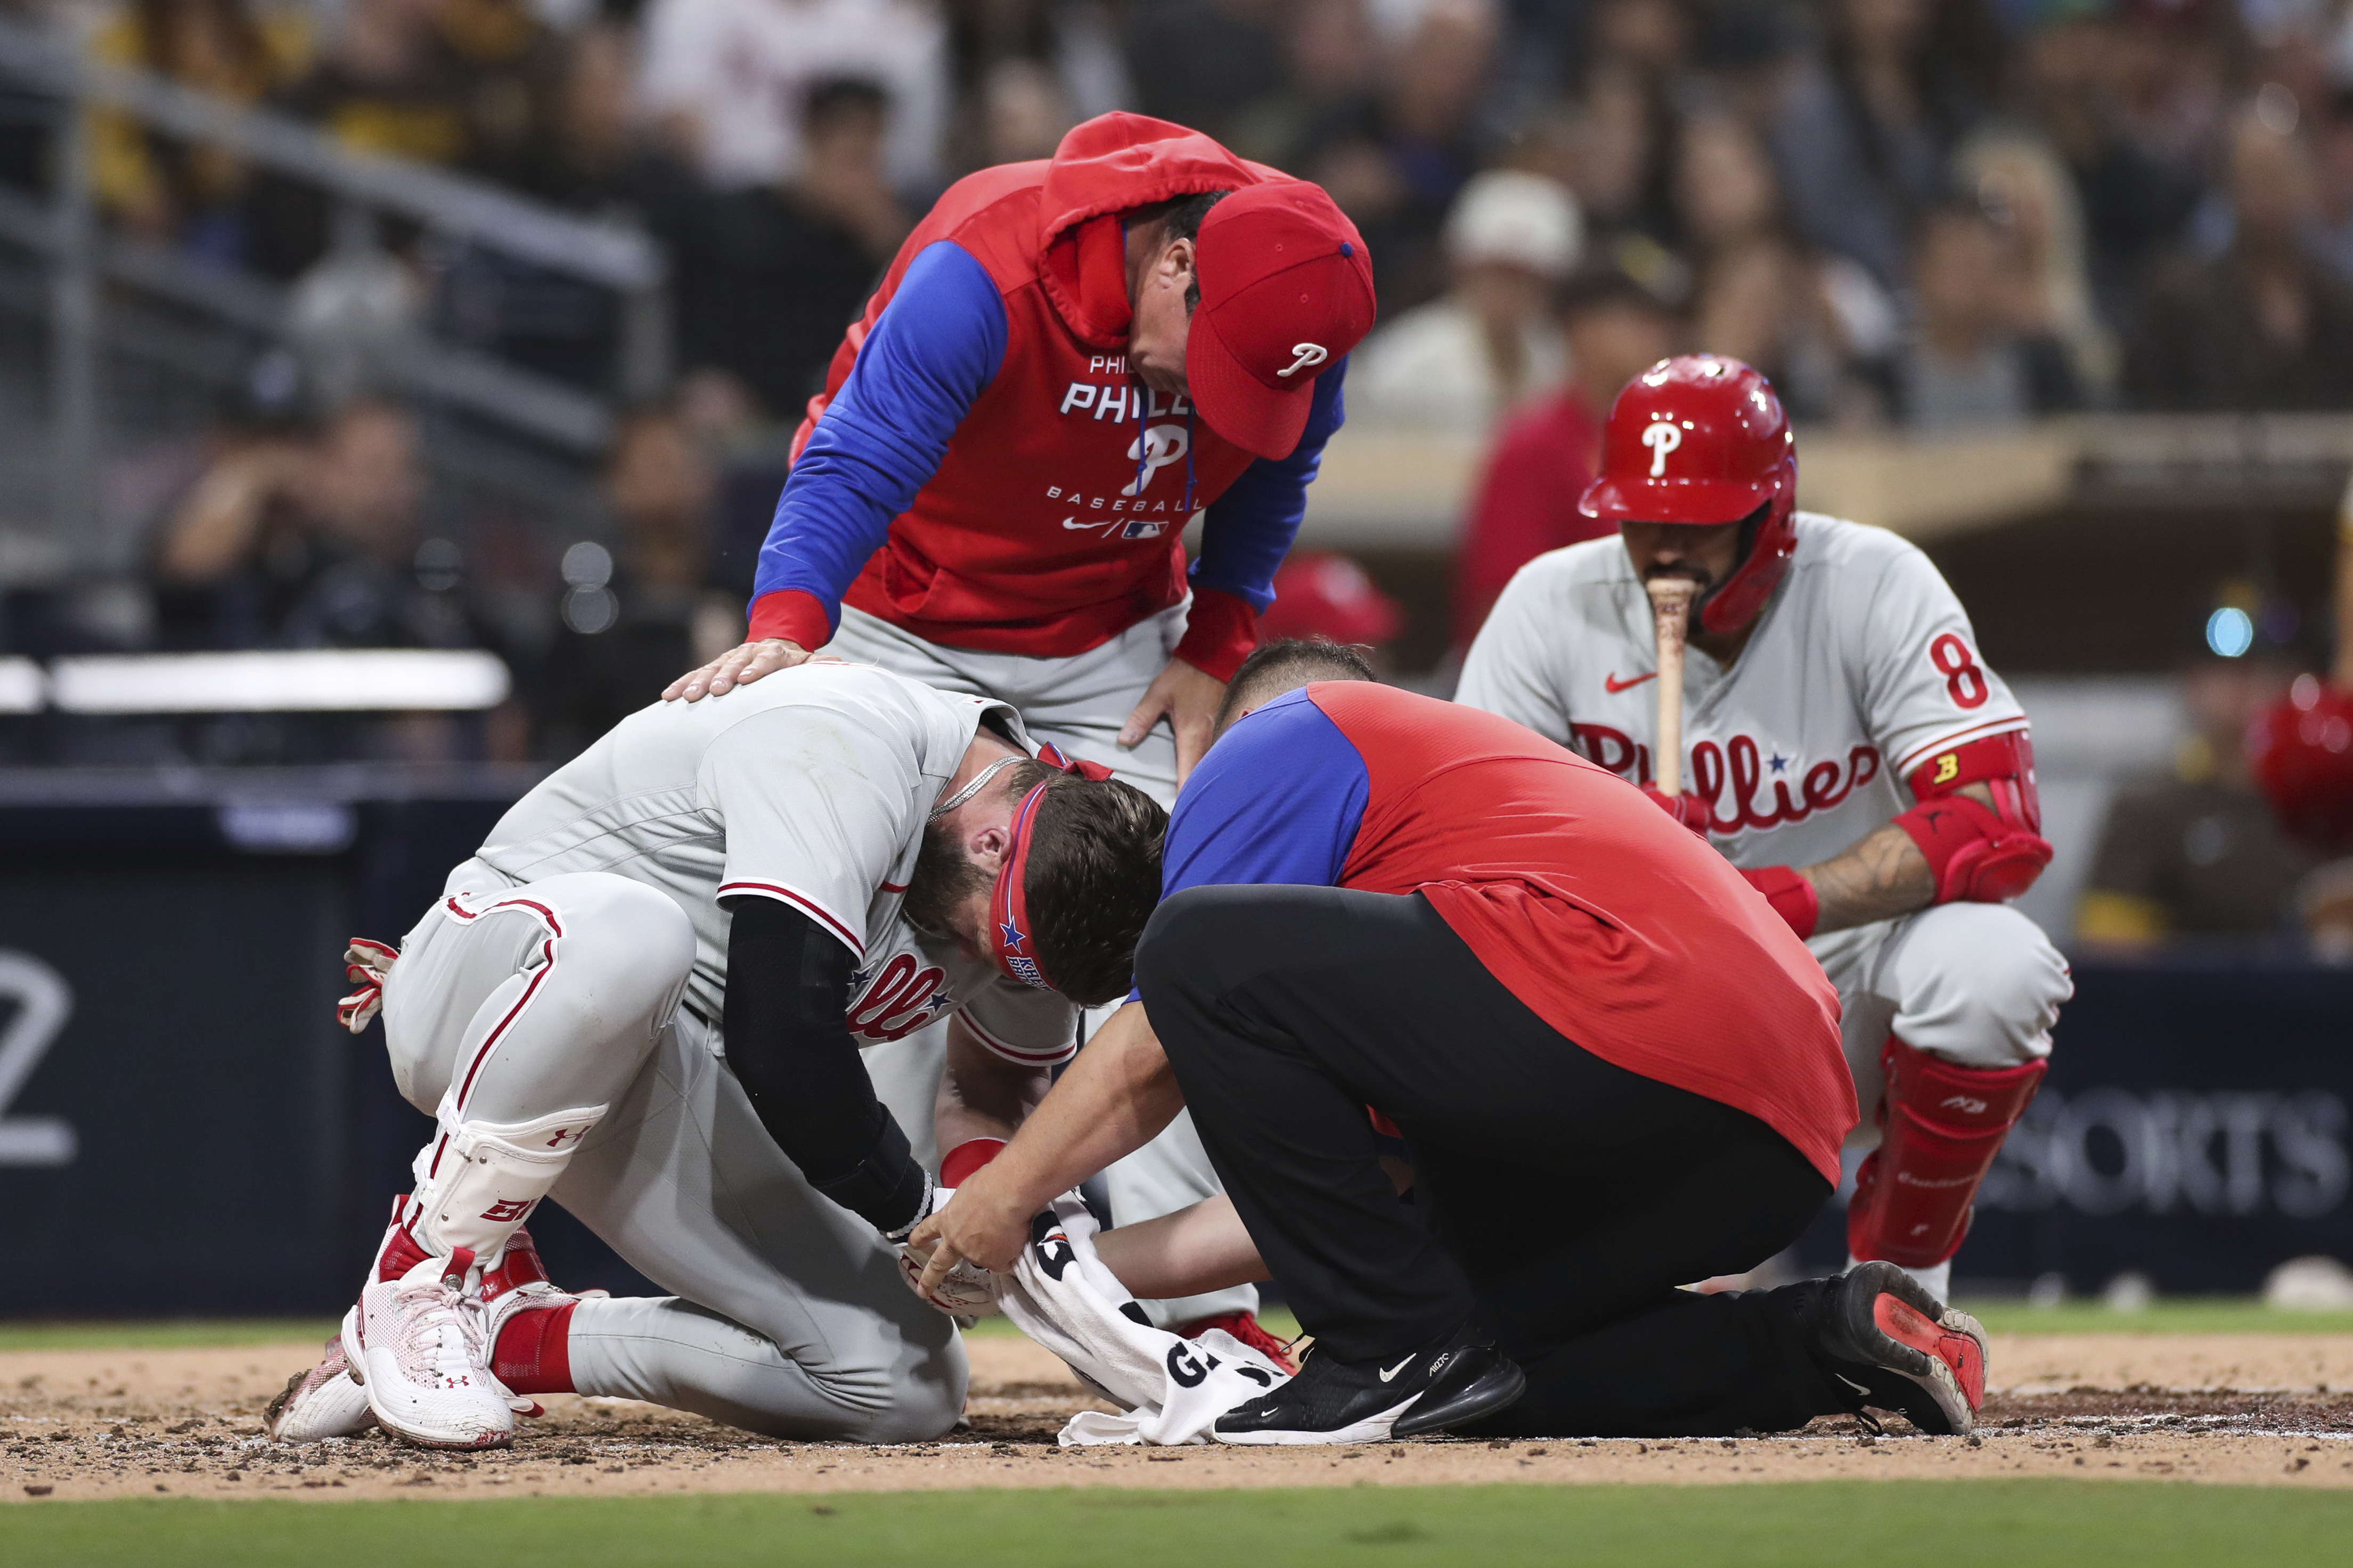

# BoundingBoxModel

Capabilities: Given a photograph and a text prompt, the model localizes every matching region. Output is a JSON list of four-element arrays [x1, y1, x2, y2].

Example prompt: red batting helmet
[[2248, 676, 2353, 854], [1578, 355, 1798, 636]]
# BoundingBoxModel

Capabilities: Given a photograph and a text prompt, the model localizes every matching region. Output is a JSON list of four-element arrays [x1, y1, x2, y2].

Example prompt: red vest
[[783, 116, 1300, 672], [1311, 683, 1857, 1187]]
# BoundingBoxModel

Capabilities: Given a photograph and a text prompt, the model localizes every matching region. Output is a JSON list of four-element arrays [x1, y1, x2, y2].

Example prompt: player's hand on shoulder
[[1640, 785, 1713, 838], [663, 639, 812, 702]]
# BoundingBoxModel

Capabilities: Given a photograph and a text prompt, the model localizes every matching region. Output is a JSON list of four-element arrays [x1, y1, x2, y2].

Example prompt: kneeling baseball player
[[913, 643, 1993, 1443], [1457, 355, 2074, 1299], [267, 661, 1163, 1449]]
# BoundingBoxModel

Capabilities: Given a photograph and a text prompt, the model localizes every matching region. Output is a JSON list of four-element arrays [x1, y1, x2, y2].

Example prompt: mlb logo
[[1121, 520, 1165, 539]]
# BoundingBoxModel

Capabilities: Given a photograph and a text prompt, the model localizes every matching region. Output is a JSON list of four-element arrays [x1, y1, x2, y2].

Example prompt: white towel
[[997, 1194, 1291, 1446]]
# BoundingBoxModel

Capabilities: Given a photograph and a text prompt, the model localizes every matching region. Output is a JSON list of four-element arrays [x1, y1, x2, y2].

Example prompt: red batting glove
[[1741, 865, 1820, 939], [1642, 786, 1713, 837]]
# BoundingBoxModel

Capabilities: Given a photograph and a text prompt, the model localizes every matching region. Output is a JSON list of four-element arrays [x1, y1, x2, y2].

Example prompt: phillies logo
[[1642, 420, 1682, 476], [847, 952, 949, 1042], [1277, 342, 1328, 377], [1572, 723, 1882, 834], [1121, 423, 1189, 496]]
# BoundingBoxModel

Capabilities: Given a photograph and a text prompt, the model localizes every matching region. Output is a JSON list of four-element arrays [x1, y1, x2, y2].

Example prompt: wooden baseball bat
[[1646, 578, 1696, 795]]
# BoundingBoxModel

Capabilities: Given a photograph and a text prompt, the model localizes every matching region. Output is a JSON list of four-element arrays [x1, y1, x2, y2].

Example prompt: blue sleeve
[[749, 241, 1009, 620], [1161, 687, 1368, 895], [1188, 355, 1349, 612]]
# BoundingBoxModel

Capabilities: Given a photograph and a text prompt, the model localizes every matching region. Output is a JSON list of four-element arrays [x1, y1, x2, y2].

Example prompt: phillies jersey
[[750, 114, 1347, 680], [1159, 682, 1853, 1184], [471, 663, 1075, 1066], [1456, 513, 2029, 872]]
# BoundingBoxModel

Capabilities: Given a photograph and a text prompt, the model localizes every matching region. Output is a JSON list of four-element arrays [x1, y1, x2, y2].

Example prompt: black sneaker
[[1212, 1318, 1525, 1446], [1811, 1262, 1989, 1436]]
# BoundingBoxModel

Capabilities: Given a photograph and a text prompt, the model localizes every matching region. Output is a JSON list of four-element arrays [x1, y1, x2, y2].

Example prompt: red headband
[[990, 743, 1113, 991]]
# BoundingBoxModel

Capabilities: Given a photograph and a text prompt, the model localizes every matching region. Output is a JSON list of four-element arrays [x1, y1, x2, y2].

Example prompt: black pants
[[1137, 883, 1851, 1438]]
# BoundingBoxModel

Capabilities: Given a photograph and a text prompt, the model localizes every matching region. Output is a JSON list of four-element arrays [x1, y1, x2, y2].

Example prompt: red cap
[[1260, 553, 1403, 647], [1186, 183, 1376, 459]]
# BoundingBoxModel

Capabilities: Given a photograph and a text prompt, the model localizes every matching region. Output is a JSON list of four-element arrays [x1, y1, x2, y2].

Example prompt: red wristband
[[1172, 585, 1259, 684], [745, 588, 834, 650], [939, 1137, 1006, 1189], [1741, 864, 1820, 939]]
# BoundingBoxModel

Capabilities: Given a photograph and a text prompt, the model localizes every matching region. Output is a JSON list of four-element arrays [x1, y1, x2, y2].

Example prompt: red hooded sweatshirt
[[748, 114, 1351, 679]]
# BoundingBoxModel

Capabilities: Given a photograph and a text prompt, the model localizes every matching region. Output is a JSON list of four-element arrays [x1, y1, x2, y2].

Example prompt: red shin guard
[[493, 1300, 578, 1396], [1848, 1036, 2047, 1268]]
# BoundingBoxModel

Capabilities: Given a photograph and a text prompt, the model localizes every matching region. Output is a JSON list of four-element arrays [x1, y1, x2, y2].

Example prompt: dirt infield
[[5, 1332, 2351, 1503]]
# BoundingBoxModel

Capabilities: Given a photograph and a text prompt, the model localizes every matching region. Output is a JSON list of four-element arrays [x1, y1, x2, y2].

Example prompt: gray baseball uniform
[[824, 600, 1253, 1328], [379, 662, 1075, 1439], [1456, 513, 2073, 1137]]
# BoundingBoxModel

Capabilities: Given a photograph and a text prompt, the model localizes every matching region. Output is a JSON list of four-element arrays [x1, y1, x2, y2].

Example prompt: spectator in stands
[[942, 0, 1129, 171], [1768, 0, 1999, 292], [1295, 0, 1505, 313], [1350, 169, 1580, 434], [1256, 551, 1405, 675], [1956, 129, 2118, 400], [88, 0, 314, 264], [1888, 198, 2082, 431], [1674, 107, 1892, 424], [517, 17, 685, 218], [635, 0, 945, 192], [1545, 67, 1677, 292], [1219, 0, 1379, 169], [1449, 265, 1674, 651], [536, 407, 735, 759], [2017, 6, 2203, 331], [1122, 0, 1288, 150], [250, 0, 554, 274], [2078, 648, 2311, 950], [669, 76, 908, 421], [2126, 105, 2353, 411], [155, 398, 468, 653]]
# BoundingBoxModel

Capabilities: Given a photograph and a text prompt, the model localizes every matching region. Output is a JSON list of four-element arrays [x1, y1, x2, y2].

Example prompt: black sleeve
[[721, 897, 928, 1234]]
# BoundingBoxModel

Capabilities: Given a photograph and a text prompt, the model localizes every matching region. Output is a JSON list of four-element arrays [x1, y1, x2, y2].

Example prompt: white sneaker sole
[[1212, 1394, 1417, 1446], [342, 1301, 516, 1451]]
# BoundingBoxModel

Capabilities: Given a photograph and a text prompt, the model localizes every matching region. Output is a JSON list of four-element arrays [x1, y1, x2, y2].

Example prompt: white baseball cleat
[[262, 1335, 376, 1443], [342, 1246, 517, 1450]]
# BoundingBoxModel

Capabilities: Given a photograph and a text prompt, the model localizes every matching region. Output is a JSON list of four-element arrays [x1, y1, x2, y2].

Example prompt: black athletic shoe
[[1212, 1318, 1526, 1446], [1811, 1262, 1989, 1436]]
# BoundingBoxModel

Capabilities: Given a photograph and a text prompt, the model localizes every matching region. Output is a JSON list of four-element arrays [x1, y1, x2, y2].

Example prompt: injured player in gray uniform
[[264, 663, 1164, 1451]]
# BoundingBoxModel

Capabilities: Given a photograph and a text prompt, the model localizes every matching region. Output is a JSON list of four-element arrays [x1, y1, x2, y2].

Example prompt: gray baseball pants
[[381, 861, 965, 1441]]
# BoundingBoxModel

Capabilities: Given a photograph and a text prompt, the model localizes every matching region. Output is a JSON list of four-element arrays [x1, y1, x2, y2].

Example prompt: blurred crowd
[[1, 0, 2350, 949], [29, 0, 2353, 428]]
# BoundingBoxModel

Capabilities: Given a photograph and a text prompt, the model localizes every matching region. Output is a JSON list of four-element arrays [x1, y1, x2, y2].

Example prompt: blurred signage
[[1799, 959, 2353, 1292]]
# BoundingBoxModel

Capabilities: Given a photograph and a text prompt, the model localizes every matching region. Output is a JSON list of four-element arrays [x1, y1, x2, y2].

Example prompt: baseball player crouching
[[1457, 355, 2074, 1299], [266, 662, 1162, 1449]]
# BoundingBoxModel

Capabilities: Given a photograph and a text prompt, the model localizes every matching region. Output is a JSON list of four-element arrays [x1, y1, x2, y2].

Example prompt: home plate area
[[5, 1332, 2351, 1502]]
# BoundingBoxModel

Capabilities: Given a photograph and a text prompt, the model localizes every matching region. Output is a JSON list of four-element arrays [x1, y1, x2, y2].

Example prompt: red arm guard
[[1741, 864, 1819, 939], [1894, 730, 2052, 904]]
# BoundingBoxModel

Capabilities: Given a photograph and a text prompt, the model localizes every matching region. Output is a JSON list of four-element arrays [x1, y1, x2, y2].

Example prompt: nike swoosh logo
[[1378, 1355, 1415, 1383], [1605, 671, 1657, 694], [1059, 516, 1090, 529], [1837, 1374, 1873, 1397]]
